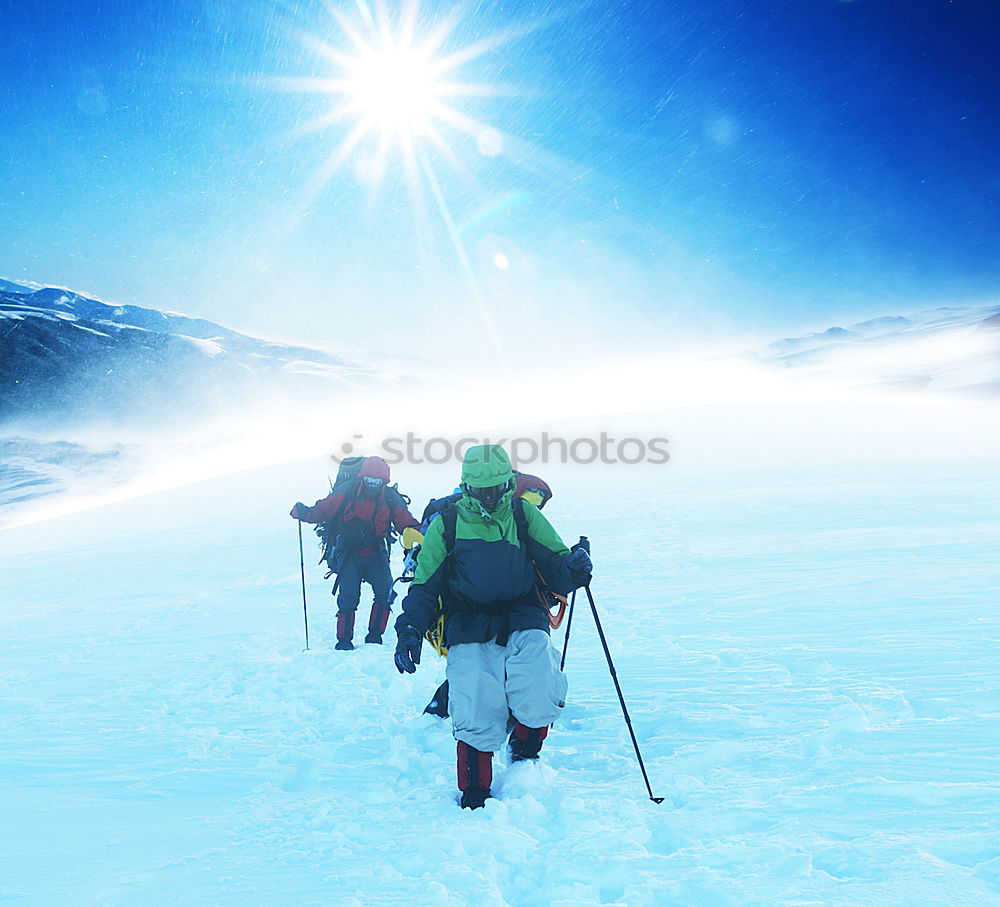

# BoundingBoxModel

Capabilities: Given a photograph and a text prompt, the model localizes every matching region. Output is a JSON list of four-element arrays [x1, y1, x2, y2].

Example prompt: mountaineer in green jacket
[[393, 444, 593, 809]]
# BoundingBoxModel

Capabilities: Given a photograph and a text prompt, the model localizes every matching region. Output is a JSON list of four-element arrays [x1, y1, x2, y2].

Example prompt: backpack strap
[[512, 496, 530, 548], [316, 479, 360, 572], [384, 484, 402, 523], [420, 491, 461, 528], [381, 484, 410, 553], [435, 497, 529, 557], [421, 503, 458, 652], [386, 484, 415, 518], [513, 496, 557, 627], [440, 502, 458, 555], [388, 481, 411, 507], [431, 498, 537, 649]]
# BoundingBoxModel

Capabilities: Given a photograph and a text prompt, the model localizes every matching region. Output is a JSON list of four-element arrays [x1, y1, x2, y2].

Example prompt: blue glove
[[565, 547, 593, 587], [394, 624, 423, 674]]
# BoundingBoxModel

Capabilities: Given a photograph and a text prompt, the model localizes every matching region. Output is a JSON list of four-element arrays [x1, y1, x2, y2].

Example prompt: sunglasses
[[464, 479, 512, 511]]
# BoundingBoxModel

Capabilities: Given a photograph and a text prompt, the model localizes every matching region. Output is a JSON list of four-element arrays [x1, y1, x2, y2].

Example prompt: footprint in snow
[[493, 759, 558, 800]]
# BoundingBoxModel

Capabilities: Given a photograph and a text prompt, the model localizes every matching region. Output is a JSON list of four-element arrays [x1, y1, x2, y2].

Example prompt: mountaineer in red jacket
[[290, 457, 422, 650]]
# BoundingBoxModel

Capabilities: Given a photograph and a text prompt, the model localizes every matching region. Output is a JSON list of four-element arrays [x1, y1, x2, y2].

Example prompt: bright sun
[[283, 1, 514, 199], [277, 1, 532, 363], [344, 41, 442, 137]]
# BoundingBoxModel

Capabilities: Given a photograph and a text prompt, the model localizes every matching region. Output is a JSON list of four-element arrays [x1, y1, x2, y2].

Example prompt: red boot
[[335, 610, 355, 651], [364, 602, 391, 644], [457, 740, 492, 809]]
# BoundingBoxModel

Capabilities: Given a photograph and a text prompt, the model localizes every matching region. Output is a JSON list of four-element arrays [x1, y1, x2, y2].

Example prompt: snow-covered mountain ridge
[[0, 280, 391, 429], [762, 301, 1000, 394]]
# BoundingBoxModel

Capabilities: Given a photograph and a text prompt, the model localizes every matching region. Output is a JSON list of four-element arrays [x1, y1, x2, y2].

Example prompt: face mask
[[362, 476, 385, 496], [465, 479, 511, 513]]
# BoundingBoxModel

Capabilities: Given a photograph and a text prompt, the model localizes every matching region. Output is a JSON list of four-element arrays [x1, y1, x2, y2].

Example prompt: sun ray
[[374, 0, 396, 50], [351, 0, 376, 31], [422, 122, 472, 181], [424, 102, 491, 140], [330, 6, 377, 58], [299, 119, 375, 207], [277, 1, 541, 364], [282, 1, 528, 175], [258, 75, 334, 95], [294, 31, 360, 70], [429, 26, 531, 74], [415, 146, 506, 364], [434, 81, 519, 98], [416, 3, 465, 59], [397, 0, 420, 50], [285, 106, 352, 143], [400, 130, 432, 244], [365, 124, 394, 192]]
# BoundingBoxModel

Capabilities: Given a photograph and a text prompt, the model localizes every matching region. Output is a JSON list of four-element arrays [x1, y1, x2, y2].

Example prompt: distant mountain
[[767, 325, 858, 358], [763, 302, 1000, 395], [0, 277, 32, 294], [0, 284, 394, 428]]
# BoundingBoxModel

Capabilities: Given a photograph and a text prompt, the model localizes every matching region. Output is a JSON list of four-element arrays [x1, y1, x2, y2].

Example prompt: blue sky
[[2, 0, 998, 353]]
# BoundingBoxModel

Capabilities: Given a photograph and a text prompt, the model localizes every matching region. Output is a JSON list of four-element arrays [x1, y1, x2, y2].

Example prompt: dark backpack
[[332, 456, 367, 489], [419, 492, 462, 531], [315, 456, 411, 576]]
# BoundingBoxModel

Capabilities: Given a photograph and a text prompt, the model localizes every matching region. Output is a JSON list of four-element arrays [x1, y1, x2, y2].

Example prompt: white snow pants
[[446, 628, 569, 752]]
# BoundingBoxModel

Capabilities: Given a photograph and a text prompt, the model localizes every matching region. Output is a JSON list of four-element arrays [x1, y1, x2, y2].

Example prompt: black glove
[[571, 536, 591, 555], [565, 547, 593, 587], [394, 624, 423, 674], [290, 502, 309, 520]]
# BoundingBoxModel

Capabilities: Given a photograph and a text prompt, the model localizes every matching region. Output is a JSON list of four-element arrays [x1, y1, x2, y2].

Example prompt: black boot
[[460, 787, 489, 810], [508, 721, 548, 762], [457, 741, 492, 809]]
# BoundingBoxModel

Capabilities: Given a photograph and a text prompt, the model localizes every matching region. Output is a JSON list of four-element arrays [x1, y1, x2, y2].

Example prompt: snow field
[[1, 452, 999, 904]]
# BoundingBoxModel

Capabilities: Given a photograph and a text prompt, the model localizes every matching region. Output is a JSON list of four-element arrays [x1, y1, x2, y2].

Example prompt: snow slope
[[3, 275, 996, 528], [0, 437, 136, 511], [2, 407, 999, 905]]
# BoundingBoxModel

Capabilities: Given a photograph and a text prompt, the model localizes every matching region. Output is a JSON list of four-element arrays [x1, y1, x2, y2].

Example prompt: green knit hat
[[461, 444, 514, 488]]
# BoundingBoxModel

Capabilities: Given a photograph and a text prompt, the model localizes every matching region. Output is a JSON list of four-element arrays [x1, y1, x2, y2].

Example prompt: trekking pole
[[560, 589, 577, 671], [560, 536, 588, 671], [584, 583, 663, 803], [298, 519, 310, 651]]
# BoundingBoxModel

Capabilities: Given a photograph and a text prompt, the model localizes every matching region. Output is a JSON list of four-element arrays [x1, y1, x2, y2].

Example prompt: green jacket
[[396, 490, 581, 646]]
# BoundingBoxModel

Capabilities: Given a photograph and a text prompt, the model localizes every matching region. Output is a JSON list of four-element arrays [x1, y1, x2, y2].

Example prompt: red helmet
[[359, 456, 390, 483]]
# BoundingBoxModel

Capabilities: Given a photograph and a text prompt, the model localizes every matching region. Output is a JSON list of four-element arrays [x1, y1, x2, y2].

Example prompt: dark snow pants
[[335, 550, 392, 613]]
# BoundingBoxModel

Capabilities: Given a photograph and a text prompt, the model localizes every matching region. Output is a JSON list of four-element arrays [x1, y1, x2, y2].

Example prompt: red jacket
[[300, 481, 419, 557]]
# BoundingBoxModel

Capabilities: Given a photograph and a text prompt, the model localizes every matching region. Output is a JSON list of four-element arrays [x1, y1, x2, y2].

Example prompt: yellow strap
[[424, 598, 449, 657]]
